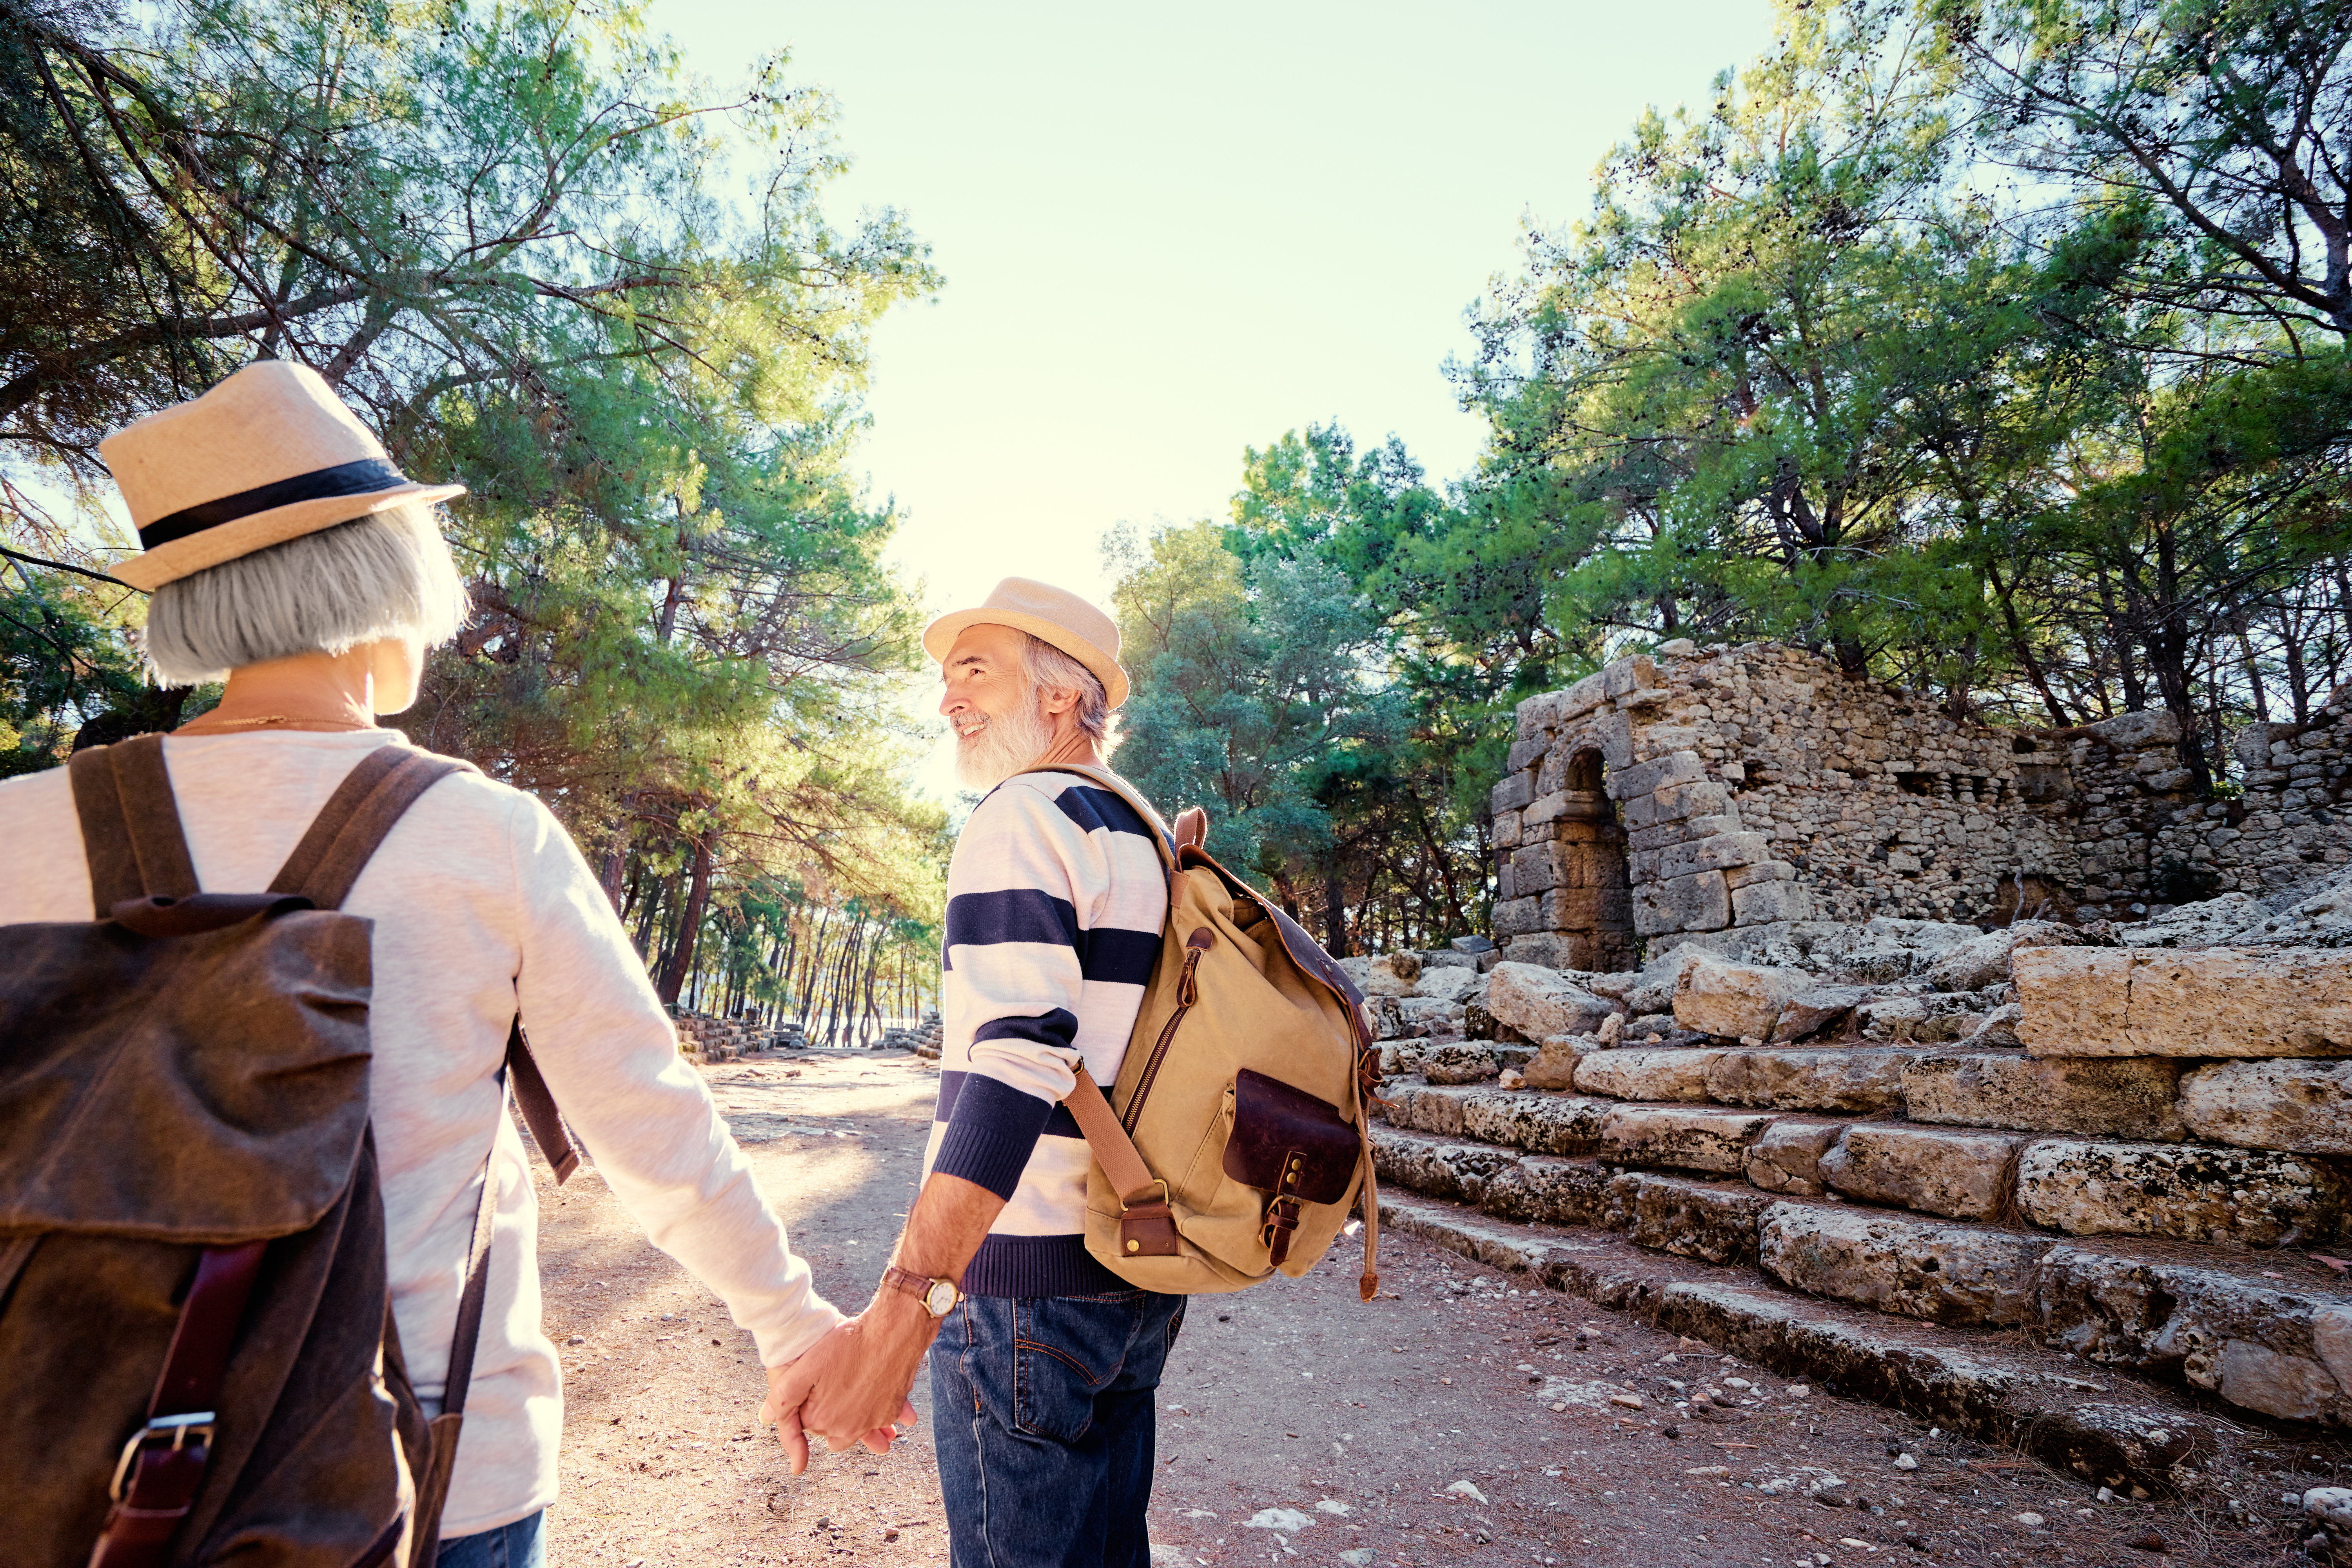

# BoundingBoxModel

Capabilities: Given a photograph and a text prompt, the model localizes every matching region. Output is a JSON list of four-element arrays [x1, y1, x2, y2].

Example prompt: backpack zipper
[[1121, 928, 1215, 1133]]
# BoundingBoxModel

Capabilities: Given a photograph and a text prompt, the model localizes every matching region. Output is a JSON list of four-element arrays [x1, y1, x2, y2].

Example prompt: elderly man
[[767, 578, 1181, 1568]]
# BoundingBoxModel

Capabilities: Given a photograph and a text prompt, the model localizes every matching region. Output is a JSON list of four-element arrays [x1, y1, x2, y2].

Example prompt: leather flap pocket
[[1220, 1068, 1357, 1205]]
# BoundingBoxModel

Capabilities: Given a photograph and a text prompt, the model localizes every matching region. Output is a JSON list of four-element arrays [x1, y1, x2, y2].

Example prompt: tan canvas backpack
[[1019, 766, 1382, 1300]]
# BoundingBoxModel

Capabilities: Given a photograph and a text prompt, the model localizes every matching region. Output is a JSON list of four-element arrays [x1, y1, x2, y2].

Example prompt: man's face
[[940, 623, 1053, 789]]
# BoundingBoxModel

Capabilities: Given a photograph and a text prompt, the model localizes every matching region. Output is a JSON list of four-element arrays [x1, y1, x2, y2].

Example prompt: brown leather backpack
[[0, 736, 574, 1567]]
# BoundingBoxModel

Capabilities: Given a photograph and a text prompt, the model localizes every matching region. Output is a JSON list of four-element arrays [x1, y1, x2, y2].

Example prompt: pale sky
[[648, 0, 1783, 797]]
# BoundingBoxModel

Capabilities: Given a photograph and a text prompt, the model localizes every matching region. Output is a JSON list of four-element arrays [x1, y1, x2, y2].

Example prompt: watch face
[[923, 1280, 958, 1316]]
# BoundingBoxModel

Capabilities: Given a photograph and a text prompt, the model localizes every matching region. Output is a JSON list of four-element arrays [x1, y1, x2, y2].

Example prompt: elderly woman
[[0, 363, 876, 1565]]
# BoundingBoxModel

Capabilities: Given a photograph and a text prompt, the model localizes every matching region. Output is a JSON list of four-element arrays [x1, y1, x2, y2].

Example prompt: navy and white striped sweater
[[924, 769, 1168, 1297]]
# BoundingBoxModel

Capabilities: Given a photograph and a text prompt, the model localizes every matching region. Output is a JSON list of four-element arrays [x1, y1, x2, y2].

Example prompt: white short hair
[[1020, 633, 1109, 741], [141, 503, 469, 684]]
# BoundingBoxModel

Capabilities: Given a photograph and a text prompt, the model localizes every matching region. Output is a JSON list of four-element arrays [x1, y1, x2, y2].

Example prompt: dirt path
[[535, 1055, 2339, 1568]]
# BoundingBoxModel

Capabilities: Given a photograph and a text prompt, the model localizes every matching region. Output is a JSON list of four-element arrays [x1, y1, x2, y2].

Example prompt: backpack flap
[[1220, 1069, 1358, 1266]]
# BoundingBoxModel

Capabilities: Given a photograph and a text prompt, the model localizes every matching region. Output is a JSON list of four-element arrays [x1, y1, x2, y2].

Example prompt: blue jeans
[[436, 1510, 545, 1568], [929, 1289, 1187, 1568]]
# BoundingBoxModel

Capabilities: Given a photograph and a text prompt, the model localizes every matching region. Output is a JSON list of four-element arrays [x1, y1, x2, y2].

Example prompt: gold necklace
[[176, 713, 376, 733]]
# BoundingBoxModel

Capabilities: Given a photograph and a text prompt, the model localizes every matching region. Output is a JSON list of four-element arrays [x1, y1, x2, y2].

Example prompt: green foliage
[[1110, 432, 1502, 954], [0, 0, 946, 1004], [0, 560, 158, 776]]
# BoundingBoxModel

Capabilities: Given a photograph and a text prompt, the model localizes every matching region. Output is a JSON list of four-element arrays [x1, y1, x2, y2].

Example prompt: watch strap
[[882, 1265, 952, 1314]]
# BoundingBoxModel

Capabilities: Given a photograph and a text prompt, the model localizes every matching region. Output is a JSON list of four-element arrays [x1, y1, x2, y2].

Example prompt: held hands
[[760, 1301, 935, 1475]]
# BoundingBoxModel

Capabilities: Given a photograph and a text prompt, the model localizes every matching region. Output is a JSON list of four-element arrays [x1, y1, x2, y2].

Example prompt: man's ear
[[1036, 682, 1079, 719]]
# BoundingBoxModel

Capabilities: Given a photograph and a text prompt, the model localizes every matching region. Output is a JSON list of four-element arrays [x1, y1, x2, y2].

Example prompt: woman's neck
[[177, 647, 380, 734]]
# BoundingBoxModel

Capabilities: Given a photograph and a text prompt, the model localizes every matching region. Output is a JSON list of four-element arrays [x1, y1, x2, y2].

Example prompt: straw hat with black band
[[922, 577, 1130, 710], [100, 361, 466, 592]]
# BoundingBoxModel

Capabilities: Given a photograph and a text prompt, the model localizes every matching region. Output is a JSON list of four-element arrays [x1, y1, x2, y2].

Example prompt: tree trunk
[[598, 825, 628, 915], [1322, 858, 1347, 956], [655, 835, 714, 1006], [2145, 523, 2213, 795], [1269, 867, 1303, 924]]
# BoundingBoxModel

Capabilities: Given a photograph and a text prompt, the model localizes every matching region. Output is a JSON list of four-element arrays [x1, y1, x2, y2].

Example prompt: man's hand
[[762, 1323, 916, 1476], [786, 1292, 939, 1455], [763, 1169, 1003, 1469]]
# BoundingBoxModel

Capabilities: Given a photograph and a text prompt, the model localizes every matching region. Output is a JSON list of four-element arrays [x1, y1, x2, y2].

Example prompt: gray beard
[[953, 695, 1058, 791]]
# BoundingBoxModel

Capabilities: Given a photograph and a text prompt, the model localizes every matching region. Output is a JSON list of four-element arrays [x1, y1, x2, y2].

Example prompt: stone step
[[1376, 1187, 2293, 1499], [1381, 1079, 2351, 1247], [1372, 1124, 2352, 1429], [2018, 947, 2352, 1060]]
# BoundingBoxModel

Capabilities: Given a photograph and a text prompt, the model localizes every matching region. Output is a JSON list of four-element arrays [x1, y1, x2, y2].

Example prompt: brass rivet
[[1127, 1240, 1140, 1252]]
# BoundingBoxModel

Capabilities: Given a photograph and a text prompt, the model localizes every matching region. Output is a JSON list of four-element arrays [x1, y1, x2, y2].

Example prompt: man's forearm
[[887, 1170, 1009, 1290]]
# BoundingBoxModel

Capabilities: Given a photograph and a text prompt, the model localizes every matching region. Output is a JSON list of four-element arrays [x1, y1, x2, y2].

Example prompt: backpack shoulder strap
[[264, 746, 580, 1181], [68, 735, 199, 910], [267, 744, 475, 910], [1009, 763, 1186, 874]]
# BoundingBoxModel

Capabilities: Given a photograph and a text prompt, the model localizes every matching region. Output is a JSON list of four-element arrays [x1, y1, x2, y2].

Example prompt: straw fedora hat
[[100, 361, 466, 592], [924, 577, 1130, 710]]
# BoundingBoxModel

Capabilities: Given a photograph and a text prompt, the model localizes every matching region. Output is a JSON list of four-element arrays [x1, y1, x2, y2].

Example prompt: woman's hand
[[762, 1323, 918, 1475]]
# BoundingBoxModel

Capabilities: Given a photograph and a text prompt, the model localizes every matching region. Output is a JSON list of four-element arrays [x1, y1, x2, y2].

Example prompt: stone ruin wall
[[1491, 640, 2352, 963]]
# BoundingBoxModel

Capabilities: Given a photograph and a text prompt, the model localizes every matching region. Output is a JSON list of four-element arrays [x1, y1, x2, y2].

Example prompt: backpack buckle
[[109, 1412, 216, 1501], [1118, 1180, 1170, 1212], [1117, 1181, 1180, 1256]]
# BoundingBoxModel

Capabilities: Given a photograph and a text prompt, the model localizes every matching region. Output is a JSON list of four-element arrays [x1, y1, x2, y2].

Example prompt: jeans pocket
[[1010, 1292, 1145, 1441]]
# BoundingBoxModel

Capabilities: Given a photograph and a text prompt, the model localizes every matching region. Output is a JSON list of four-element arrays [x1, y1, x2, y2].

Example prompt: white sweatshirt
[[0, 730, 840, 1535]]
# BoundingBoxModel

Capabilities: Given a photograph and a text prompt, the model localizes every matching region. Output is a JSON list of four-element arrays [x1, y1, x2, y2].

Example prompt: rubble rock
[[1773, 984, 1871, 1042], [2014, 1140, 2348, 1247], [1856, 993, 1983, 1043], [1673, 957, 1817, 1041], [1924, 920, 2100, 992], [2118, 893, 2270, 950], [2178, 1058, 2352, 1154], [1485, 962, 1615, 1041], [1804, 918, 1984, 984], [1704, 1047, 1913, 1113], [1398, 995, 1465, 1037], [1367, 994, 1428, 1042], [1817, 1124, 2026, 1221], [1742, 1117, 1849, 1196], [1413, 964, 1486, 1003], [1585, 971, 1642, 1005], [2017, 946, 2352, 1058], [1901, 1053, 2187, 1140], [1573, 1048, 1725, 1102], [1422, 1042, 1501, 1085], [1597, 1105, 1776, 1174], [2306, 1488, 2352, 1549], [1364, 951, 1424, 996], [1960, 1002, 2024, 1047], [1522, 1035, 1596, 1091], [2233, 869, 2352, 949]]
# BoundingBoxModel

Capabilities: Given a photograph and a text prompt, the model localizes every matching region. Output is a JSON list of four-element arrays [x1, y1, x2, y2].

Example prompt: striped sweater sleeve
[[931, 783, 1105, 1198]]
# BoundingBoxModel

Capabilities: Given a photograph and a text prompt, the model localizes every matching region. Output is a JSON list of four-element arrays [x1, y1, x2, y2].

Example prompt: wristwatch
[[881, 1265, 961, 1318]]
